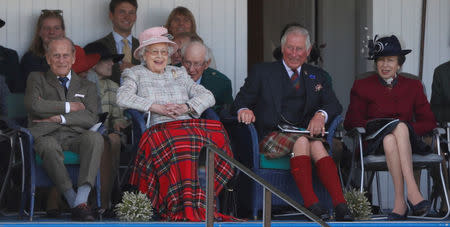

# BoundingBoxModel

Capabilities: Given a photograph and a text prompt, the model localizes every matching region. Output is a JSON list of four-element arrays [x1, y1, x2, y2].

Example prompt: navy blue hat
[[84, 42, 124, 63], [0, 19, 5, 28], [368, 35, 411, 60]]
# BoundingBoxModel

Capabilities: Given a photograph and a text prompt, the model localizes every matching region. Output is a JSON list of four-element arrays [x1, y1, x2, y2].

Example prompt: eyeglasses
[[147, 49, 169, 57], [41, 9, 63, 16], [182, 61, 205, 69]]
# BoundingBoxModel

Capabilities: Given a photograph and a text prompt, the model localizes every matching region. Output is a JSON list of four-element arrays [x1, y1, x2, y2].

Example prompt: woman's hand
[[166, 104, 189, 116], [149, 104, 189, 119]]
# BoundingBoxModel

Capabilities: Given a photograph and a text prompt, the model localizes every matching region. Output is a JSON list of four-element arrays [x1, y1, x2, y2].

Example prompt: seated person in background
[[95, 0, 139, 85], [344, 35, 436, 220], [431, 60, 450, 125], [84, 41, 129, 214], [116, 27, 235, 221], [20, 10, 66, 92], [170, 32, 202, 66], [181, 41, 233, 114], [0, 18, 20, 93], [24, 37, 103, 221], [231, 26, 353, 221], [165, 6, 217, 69]]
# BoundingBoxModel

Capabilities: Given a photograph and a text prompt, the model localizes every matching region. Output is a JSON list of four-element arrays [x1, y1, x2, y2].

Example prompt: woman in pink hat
[[116, 27, 235, 221]]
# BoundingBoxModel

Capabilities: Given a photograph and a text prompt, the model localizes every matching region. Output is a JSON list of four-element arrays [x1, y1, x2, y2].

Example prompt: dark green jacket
[[431, 61, 450, 124], [200, 67, 233, 113]]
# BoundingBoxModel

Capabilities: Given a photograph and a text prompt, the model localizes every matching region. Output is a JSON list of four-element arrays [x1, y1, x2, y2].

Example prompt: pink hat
[[133, 27, 178, 59]]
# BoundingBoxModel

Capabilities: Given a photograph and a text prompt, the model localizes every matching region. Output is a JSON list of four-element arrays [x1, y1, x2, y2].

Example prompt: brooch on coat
[[171, 69, 178, 78], [315, 83, 323, 92]]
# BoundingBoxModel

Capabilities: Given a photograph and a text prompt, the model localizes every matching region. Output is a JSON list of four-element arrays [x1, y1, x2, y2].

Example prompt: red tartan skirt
[[129, 119, 235, 221]]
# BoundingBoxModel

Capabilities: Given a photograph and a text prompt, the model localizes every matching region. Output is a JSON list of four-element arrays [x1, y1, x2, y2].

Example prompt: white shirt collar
[[282, 60, 302, 78], [112, 30, 132, 45]]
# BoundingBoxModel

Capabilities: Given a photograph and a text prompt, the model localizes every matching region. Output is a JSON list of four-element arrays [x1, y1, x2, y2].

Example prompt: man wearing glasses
[[94, 0, 139, 85], [181, 41, 233, 114]]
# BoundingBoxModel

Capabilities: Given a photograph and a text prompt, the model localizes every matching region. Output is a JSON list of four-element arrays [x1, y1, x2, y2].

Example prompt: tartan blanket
[[129, 119, 235, 221]]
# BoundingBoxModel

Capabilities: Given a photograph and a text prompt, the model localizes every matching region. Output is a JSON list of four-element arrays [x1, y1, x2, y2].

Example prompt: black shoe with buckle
[[409, 200, 430, 217], [334, 203, 354, 221], [71, 203, 95, 221], [307, 203, 330, 220]]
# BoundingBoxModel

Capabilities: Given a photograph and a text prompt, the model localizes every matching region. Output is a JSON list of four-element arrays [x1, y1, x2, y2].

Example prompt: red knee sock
[[315, 156, 346, 207], [290, 155, 318, 208]]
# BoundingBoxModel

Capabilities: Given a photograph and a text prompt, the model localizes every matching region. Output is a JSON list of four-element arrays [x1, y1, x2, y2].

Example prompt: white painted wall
[[369, 0, 450, 210], [0, 0, 248, 95]]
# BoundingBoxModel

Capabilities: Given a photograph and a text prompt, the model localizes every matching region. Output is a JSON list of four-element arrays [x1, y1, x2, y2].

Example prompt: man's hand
[[69, 102, 85, 112], [33, 115, 62, 123], [120, 62, 134, 71], [307, 112, 326, 137], [238, 109, 256, 125]]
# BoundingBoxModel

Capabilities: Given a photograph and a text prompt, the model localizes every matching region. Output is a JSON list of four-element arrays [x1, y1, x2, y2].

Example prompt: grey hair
[[180, 41, 210, 62], [137, 43, 175, 64], [280, 26, 311, 50], [45, 37, 76, 54]]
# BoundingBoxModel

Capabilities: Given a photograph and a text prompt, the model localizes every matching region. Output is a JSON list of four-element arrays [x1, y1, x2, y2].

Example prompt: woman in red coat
[[344, 35, 436, 220]]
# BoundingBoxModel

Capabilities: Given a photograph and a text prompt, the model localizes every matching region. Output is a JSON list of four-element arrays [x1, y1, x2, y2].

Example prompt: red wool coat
[[344, 74, 436, 136]]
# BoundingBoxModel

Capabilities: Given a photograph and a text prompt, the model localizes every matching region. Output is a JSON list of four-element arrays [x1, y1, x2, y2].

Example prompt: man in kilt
[[231, 26, 353, 221]]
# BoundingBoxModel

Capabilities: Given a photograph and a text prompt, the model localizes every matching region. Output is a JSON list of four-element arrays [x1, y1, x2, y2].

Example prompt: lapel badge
[[315, 83, 323, 92], [309, 74, 316, 79]]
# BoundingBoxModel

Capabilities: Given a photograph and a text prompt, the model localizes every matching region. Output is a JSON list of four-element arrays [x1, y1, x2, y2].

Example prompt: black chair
[[343, 125, 450, 220]]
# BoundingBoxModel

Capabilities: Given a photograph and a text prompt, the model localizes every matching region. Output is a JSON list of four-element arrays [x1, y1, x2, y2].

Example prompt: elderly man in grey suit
[[24, 37, 103, 221]]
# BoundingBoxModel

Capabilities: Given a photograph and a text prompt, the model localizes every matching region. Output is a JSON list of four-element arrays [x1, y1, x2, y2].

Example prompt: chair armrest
[[342, 127, 365, 155], [200, 108, 220, 121], [345, 127, 366, 137], [124, 109, 146, 136], [221, 117, 260, 169], [326, 115, 343, 155], [433, 127, 446, 135]]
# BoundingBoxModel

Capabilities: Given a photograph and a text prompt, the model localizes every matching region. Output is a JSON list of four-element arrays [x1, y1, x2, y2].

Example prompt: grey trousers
[[34, 129, 104, 193]]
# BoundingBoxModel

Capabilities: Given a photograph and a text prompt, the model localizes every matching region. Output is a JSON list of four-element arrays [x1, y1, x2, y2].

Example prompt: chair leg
[[29, 188, 35, 221]]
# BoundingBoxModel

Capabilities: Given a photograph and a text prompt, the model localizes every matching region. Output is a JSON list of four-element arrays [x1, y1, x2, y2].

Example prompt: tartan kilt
[[129, 119, 235, 221], [260, 131, 327, 159]]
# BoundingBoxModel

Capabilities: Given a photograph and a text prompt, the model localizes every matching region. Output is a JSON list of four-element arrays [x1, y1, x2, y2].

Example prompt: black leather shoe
[[307, 203, 330, 220], [409, 200, 430, 217], [387, 208, 408, 221], [334, 203, 354, 221], [71, 203, 95, 221]]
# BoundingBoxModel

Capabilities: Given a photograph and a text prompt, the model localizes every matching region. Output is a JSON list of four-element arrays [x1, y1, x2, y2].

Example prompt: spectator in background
[[0, 18, 20, 93], [170, 32, 202, 66], [181, 41, 233, 114], [95, 0, 139, 85], [19, 10, 66, 92], [83, 41, 129, 214], [431, 61, 450, 125], [165, 6, 216, 69]]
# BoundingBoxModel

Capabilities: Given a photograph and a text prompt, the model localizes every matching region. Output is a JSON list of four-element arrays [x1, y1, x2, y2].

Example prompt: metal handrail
[[202, 144, 329, 227]]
